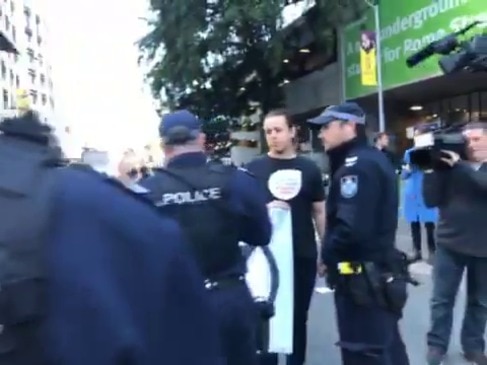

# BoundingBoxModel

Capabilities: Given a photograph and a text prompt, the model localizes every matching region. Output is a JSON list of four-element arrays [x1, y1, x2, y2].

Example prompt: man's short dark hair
[[264, 109, 294, 128]]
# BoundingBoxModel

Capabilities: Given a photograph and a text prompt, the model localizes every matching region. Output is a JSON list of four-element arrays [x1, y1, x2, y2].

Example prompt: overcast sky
[[44, 0, 310, 159], [46, 0, 159, 158]]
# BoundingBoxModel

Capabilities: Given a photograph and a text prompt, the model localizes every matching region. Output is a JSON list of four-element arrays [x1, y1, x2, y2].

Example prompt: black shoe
[[464, 351, 487, 365]]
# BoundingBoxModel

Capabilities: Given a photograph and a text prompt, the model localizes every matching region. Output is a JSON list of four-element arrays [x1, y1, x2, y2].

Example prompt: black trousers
[[411, 221, 436, 256], [260, 256, 317, 365]]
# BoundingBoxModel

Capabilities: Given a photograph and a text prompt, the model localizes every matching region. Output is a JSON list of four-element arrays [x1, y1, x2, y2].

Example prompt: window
[[15, 75, 19, 87], [37, 35, 42, 45], [25, 26, 32, 39], [49, 97, 54, 109], [0, 61, 5, 80], [10, 1, 14, 13], [26, 48, 35, 62], [12, 25, 15, 42], [481, 92, 487, 119], [3, 89, 9, 108], [37, 54, 43, 65], [28, 68, 36, 83], [5, 16, 9, 31], [9, 70, 13, 84], [40, 73, 45, 85], [29, 89, 37, 103], [35, 14, 40, 24], [41, 93, 46, 105]]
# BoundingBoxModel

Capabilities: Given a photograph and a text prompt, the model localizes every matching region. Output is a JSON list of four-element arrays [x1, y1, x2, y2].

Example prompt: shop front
[[340, 0, 487, 152]]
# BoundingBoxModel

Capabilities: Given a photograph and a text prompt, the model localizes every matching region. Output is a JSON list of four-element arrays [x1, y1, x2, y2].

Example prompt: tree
[[139, 0, 366, 119]]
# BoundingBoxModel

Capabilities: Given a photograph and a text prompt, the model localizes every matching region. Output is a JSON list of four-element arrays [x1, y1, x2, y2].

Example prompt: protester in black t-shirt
[[246, 109, 326, 365]]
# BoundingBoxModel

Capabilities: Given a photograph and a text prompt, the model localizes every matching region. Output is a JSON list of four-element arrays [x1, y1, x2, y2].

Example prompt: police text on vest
[[156, 188, 221, 206]]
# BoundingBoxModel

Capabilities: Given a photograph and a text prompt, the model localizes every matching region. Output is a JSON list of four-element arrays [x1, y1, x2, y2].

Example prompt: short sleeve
[[307, 161, 325, 202]]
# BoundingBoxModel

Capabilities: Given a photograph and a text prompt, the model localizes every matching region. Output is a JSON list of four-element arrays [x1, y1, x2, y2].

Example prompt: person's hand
[[440, 150, 460, 167], [267, 200, 290, 210], [317, 259, 327, 277]]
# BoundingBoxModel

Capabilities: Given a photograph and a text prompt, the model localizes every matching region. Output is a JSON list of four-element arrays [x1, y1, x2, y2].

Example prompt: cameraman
[[423, 123, 487, 365]]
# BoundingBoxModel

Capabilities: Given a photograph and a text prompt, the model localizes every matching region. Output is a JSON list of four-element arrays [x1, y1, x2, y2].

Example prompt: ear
[[290, 125, 297, 138]]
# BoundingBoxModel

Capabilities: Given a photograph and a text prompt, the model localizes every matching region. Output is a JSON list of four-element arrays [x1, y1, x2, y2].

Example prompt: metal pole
[[373, 2, 386, 132]]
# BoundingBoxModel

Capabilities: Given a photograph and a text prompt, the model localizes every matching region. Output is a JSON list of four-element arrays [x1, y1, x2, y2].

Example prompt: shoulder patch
[[345, 156, 358, 167], [71, 165, 158, 208], [340, 174, 358, 198]]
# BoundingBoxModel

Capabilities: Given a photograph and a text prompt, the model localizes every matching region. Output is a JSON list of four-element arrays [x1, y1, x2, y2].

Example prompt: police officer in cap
[[0, 111, 223, 365], [308, 102, 410, 365], [140, 110, 272, 365]]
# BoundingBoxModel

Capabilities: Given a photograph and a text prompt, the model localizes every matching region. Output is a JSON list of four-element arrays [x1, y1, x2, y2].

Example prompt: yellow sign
[[15, 89, 30, 111], [359, 31, 377, 86]]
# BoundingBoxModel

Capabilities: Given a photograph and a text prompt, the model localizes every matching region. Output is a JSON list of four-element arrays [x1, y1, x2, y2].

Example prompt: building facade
[[281, 0, 486, 160], [340, 0, 487, 152], [0, 0, 55, 122]]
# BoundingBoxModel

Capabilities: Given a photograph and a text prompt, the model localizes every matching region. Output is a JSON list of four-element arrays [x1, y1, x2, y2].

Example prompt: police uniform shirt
[[141, 152, 272, 249], [322, 138, 398, 264], [43, 167, 223, 365]]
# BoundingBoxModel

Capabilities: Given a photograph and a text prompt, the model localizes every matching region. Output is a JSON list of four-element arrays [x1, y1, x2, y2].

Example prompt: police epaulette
[[237, 166, 255, 177], [102, 177, 163, 211], [68, 164, 157, 209]]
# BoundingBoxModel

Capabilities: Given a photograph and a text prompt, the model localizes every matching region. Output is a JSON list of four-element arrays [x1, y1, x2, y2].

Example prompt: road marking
[[315, 286, 334, 294]]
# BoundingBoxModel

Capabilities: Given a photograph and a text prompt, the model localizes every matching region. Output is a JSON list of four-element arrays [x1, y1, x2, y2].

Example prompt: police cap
[[159, 110, 202, 145], [308, 102, 366, 127]]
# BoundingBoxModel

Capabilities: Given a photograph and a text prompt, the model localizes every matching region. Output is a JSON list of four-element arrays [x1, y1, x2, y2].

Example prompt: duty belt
[[204, 275, 245, 290]]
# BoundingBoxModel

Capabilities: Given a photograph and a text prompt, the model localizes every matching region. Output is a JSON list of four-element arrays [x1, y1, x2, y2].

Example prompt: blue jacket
[[43, 167, 223, 365], [141, 152, 272, 247], [401, 148, 438, 223]]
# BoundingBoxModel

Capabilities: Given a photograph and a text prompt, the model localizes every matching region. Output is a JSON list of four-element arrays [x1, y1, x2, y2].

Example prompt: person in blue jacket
[[401, 147, 438, 262], [43, 167, 224, 365], [140, 110, 272, 365]]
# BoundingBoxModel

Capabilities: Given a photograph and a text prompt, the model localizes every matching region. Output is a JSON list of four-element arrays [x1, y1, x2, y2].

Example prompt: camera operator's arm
[[441, 150, 487, 191], [454, 162, 487, 191], [423, 170, 448, 207]]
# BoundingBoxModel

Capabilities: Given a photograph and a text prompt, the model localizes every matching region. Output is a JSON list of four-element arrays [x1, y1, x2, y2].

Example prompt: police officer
[[140, 109, 272, 365], [0, 112, 223, 365], [307, 103, 410, 365]]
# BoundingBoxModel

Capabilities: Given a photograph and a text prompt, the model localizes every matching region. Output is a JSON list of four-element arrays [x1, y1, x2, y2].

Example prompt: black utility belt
[[204, 275, 245, 290]]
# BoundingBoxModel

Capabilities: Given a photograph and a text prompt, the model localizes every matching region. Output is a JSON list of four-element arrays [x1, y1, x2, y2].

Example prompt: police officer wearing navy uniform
[[0, 112, 223, 365], [140, 109, 272, 365], [308, 102, 410, 365]]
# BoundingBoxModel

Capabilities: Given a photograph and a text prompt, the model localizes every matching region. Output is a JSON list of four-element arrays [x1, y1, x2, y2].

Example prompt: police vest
[[151, 164, 240, 278], [0, 136, 60, 364]]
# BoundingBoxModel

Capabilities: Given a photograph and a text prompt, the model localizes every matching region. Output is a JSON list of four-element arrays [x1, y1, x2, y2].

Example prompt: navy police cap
[[159, 110, 202, 145], [308, 102, 366, 126]]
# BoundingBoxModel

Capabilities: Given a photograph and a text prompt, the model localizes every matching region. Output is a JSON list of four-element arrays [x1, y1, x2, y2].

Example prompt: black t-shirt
[[246, 155, 325, 258]]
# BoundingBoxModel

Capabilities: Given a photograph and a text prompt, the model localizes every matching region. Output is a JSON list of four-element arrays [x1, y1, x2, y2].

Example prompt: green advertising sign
[[342, 0, 487, 100]]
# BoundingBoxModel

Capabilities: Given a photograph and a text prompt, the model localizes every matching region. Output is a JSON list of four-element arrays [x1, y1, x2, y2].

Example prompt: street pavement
[[296, 220, 475, 365]]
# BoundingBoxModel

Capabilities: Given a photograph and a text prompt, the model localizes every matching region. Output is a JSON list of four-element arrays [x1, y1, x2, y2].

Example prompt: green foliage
[[139, 0, 366, 120]]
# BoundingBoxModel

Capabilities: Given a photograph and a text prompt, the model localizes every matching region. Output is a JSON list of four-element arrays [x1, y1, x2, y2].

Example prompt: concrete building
[[0, 0, 55, 122]]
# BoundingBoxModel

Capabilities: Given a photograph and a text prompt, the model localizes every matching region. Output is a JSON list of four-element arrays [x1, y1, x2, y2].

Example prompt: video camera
[[409, 121, 468, 170], [406, 21, 487, 73]]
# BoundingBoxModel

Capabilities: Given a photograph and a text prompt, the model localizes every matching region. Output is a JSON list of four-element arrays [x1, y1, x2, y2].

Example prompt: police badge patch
[[340, 175, 358, 198]]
